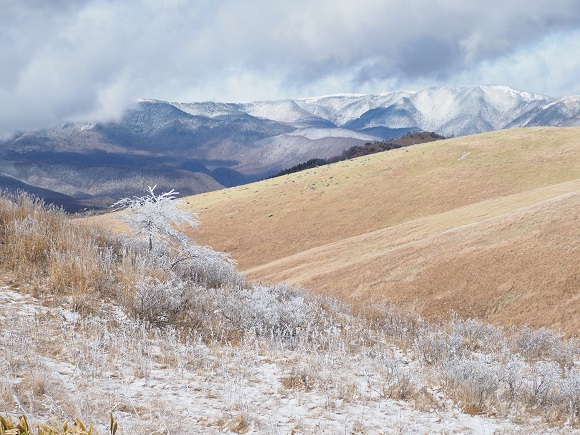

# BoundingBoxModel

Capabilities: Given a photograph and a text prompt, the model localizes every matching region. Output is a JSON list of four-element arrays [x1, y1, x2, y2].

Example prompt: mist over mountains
[[1, 85, 579, 211]]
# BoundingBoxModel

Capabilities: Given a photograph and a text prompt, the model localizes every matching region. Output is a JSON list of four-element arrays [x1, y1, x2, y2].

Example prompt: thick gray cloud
[[1, 0, 579, 136]]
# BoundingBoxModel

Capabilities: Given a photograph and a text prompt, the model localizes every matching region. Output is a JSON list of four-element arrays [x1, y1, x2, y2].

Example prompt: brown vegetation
[[170, 127, 580, 334]]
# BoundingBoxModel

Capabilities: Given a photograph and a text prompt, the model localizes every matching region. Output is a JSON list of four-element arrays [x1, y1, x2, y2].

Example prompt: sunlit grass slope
[[110, 127, 580, 333], [245, 180, 580, 334]]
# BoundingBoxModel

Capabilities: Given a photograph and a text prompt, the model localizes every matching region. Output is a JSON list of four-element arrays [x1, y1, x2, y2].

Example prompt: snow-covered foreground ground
[[1, 285, 577, 434]]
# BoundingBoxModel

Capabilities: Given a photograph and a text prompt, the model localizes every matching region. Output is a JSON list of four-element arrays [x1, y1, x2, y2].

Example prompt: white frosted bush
[[512, 326, 563, 362], [172, 243, 239, 288], [128, 276, 316, 340], [112, 186, 239, 288], [132, 276, 188, 325], [217, 283, 314, 338], [413, 327, 465, 365], [526, 360, 561, 406], [111, 186, 198, 251], [442, 357, 502, 410], [502, 355, 526, 402], [449, 317, 505, 353], [561, 367, 580, 417]]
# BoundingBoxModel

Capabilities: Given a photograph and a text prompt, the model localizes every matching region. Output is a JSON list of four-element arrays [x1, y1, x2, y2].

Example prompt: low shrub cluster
[[0, 191, 322, 342], [374, 311, 580, 420]]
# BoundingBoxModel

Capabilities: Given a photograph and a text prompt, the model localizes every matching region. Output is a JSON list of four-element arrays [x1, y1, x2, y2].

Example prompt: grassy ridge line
[[267, 131, 445, 179], [179, 127, 580, 270]]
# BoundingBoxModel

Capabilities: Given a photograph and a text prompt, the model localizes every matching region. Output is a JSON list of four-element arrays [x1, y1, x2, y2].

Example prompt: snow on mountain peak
[[171, 101, 243, 118], [238, 99, 333, 126], [130, 85, 564, 138], [543, 95, 580, 109]]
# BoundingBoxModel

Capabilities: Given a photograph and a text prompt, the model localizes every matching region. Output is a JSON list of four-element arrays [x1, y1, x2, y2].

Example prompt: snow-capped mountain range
[[166, 84, 579, 136], [1, 85, 579, 210]]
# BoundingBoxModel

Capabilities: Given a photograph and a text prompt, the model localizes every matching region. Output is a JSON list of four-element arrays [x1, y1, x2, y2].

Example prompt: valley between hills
[[171, 126, 580, 335]]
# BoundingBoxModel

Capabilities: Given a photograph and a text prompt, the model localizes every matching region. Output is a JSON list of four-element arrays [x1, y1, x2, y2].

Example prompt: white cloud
[[1, 0, 579, 135], [460, 31, 580, 97]]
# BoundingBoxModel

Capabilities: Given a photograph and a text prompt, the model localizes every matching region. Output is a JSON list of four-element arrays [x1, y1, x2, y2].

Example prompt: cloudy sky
[[1, 0, 580, 136]]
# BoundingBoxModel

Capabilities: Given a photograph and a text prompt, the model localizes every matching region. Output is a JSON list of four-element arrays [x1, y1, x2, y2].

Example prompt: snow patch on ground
[[1, 286, 574, 434]]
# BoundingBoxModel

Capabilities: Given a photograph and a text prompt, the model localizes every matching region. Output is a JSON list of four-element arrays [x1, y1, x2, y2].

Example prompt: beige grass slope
[[108, 127, 580, 334], [246, 180, 580, 334]]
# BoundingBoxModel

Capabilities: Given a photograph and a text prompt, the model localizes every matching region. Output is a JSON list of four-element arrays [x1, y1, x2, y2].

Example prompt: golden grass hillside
[[246, 181, 580, 334], [99, 127, 580, 334], [6, 132, 579, 432]]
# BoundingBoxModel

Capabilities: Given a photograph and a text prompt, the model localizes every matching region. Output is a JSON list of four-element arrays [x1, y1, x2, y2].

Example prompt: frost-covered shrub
[[512, 326, 563, 363], [127, 277, 317, 340], [442, 357, 502, 412], [561, 367, 580, 417], [381, 314, 417, 345], [524, 360, 562, 407], [131, 276, 188, 325], [111, 187, 240, 288], [378, 355, 418, 400], [122, 239, 239, 287], [111, 185, 198, 251], [217, 283, 314, 338], [501, 355, 526, 403], [413, 327, 464, 365], [171, 243, 240, 288], [362, 303, 419, 345], [434, 331, 579, 419], [449, 317, 505, 353]]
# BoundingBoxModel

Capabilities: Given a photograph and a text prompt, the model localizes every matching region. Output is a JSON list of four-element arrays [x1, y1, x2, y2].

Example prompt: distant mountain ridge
[[1, 85, 579, 210]]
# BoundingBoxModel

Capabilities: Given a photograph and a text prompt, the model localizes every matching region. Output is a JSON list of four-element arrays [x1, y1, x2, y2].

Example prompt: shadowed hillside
[[175, 127, 580, 334]]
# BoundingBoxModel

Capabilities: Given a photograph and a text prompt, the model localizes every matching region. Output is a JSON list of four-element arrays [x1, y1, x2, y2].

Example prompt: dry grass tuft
[[225, 413, 252, 434], [0, 192, 114, 297], [280, 366, 316, 391]]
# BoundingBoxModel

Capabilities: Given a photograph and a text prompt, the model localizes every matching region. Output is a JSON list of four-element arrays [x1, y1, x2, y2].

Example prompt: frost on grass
[[216, 283, 314, 338], [3, 284, 579, 433]]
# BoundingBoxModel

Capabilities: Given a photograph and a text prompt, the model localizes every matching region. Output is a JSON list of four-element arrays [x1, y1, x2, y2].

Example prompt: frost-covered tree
[[112, 186, 237, 285], [111, 185, 198, 251]]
